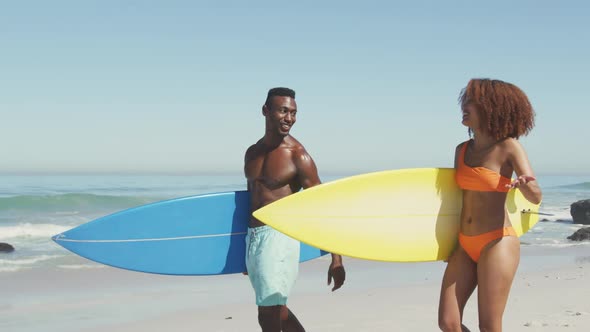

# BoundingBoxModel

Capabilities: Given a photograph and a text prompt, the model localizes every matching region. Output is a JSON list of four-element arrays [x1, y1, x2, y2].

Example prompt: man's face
[[264, 96, 297, 136]]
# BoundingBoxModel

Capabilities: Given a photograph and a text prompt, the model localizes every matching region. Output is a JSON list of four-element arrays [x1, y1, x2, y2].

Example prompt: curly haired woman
[[438, 79, 543, 332]]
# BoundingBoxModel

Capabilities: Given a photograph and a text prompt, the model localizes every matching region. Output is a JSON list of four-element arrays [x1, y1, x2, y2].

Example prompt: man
[[244, 87, 345, 331]]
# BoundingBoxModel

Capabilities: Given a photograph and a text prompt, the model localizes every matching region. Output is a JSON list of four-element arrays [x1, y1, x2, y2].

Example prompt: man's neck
[[262, 132, 288, 148]]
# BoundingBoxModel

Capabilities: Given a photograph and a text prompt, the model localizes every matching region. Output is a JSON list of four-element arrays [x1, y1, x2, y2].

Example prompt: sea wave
[[552, 182, 590, 191], [0, 254, 62, 266], [524, 242, 590, 248], [57, 264, 104, 270], [0, 223, 70, 240], [0, 254, 64, 272], [0, 193, 157, 213]]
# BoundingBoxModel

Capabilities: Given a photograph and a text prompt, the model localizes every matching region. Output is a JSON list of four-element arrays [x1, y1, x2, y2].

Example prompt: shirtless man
[[244, 87, 346, 332]]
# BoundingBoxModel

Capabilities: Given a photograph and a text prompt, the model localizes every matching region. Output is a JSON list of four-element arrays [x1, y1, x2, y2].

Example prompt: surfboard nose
[[51, 233, 64, 243]]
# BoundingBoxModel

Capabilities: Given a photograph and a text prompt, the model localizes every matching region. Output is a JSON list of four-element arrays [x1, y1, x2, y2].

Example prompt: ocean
[[1, 173, 589, 273]]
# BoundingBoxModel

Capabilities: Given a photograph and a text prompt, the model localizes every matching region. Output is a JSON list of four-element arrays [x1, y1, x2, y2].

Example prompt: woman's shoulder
[[498, 137, 521, 149], [497, 138, 526, 158], [455, 139, 470, 151]]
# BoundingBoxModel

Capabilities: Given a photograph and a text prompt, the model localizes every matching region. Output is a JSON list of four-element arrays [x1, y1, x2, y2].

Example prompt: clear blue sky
[[1, 1, 588, 175]]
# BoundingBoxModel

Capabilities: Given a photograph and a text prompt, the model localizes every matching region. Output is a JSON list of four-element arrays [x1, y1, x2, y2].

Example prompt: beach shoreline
[[2, 244, 589, 331]]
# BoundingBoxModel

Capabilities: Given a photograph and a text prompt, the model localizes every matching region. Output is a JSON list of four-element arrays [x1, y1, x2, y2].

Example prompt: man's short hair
[[265, 87, 296, 108]]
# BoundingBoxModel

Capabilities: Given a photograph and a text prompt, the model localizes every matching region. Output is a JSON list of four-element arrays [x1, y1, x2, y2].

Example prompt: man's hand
[[327, 260, 345, 291]]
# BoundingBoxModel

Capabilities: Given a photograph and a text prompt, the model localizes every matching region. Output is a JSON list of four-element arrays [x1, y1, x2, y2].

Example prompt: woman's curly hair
[[459, 79, 535, 140]]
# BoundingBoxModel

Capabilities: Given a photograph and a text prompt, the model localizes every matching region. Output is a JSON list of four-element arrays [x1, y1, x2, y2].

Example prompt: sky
[[1, 1, 588, 175]]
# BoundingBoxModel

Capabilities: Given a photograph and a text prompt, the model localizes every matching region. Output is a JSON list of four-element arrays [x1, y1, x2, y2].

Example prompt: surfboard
[[52, 191, 327, 275], [253, 168, 540, 262]]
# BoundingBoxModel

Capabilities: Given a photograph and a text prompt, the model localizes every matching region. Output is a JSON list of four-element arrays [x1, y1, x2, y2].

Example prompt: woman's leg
[[476, 236, 520, 332], [439, 246, 478, 332]]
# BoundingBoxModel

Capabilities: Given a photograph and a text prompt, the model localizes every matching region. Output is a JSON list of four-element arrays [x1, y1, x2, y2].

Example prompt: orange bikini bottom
[[458, 226, 517, 263]]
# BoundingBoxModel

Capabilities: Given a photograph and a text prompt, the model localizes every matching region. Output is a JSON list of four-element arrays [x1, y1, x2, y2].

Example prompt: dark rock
[[567, 227, 590, 241], [0, 243, 15, 253], [571, 199, 590, 225]]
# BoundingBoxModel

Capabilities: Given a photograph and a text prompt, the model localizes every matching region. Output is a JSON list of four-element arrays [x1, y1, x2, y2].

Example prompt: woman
[[438, 79, 542, 332]]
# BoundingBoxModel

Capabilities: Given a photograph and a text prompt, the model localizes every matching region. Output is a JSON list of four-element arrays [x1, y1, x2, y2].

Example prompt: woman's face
[[461, 103, 481, 130]]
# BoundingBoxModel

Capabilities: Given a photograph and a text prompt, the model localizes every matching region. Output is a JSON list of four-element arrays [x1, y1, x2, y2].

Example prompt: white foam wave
[[526, 242, 590, 248], [529, 227, 544, 233], [0, 254, 62, 266], [0, 223, 69, 240], [57, 264, 104, 270], [0, 266, 23, 272], [53, 211, 80, 216], [568, 225, 587, 231], [539, 215, 573, 223], [0, 255, 63, 273]]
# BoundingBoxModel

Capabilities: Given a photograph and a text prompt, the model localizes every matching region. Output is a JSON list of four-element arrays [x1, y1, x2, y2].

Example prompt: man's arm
[[293, 146, 346, 291], [293, 146, 321, 189]]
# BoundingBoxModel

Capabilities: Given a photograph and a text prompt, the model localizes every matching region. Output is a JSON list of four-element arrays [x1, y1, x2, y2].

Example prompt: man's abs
[[248, 182, 297, 227]]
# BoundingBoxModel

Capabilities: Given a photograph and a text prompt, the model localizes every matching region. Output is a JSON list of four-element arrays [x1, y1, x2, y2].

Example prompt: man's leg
[[258, 305, 281, 332], [280, 306, 305, 332]]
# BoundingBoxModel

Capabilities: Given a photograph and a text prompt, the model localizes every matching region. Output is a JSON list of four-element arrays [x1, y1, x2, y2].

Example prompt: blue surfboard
[[52, 191, 327, 275]]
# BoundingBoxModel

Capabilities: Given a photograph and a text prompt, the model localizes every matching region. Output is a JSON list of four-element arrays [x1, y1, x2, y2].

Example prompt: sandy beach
[[2, 244, 589, 332]]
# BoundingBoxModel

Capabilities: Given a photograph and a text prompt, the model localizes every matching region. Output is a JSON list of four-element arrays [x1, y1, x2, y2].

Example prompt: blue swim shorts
[[245, 225, 300, 306]]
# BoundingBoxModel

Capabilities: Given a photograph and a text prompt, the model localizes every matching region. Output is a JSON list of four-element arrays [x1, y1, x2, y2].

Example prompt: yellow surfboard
[[253, 168, 540, 262]]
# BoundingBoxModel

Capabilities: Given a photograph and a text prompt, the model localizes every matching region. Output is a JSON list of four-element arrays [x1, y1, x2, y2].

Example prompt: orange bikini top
[[455, 141, 511, 192]]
